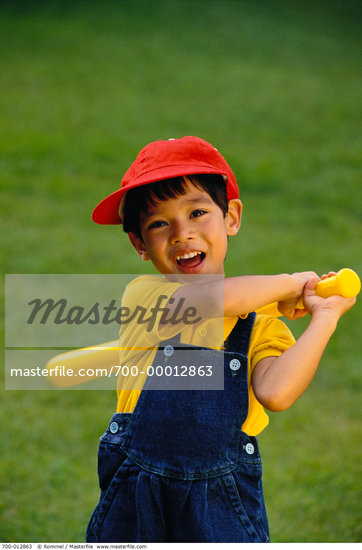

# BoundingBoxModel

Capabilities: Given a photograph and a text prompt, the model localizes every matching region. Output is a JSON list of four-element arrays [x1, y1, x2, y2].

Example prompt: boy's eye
[[190, 209, 206, 218], [147, 220, 167, 230]]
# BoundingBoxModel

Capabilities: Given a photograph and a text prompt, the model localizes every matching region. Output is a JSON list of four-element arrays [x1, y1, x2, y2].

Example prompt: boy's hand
[[278, 271, 318, 320], [303, 273, 356, 320], [277, 299, 308, 320]]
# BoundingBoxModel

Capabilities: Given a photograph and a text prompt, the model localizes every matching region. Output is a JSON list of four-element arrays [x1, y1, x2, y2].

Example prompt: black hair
[[123, 174, 228, 240]]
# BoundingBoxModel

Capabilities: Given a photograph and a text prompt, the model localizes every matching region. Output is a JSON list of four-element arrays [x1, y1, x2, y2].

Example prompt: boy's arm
[[166, 271, 315, 323], [223, 272, 314, 317], [251, 277, 356, 412]]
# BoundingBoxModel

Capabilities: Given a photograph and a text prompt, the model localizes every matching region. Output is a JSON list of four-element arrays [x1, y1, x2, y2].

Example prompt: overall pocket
[[220, 466, 270, 543], [86, 440, 129, 542], [97, 440, 128, 494]]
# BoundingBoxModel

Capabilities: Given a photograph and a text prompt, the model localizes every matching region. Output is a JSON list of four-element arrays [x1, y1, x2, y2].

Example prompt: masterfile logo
[[5, 273, 224, 391]]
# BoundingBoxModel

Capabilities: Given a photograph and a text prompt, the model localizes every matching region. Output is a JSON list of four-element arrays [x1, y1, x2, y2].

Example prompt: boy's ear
[[128, 232, 150, 261], [226, 199, 243, 236]]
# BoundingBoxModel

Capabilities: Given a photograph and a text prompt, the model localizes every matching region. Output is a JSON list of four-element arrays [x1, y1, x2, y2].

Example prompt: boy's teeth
[[176, 251, 201, 260]]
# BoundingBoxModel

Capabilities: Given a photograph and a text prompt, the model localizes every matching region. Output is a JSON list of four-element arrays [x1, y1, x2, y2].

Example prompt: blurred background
[[1, 0, 361, 542]]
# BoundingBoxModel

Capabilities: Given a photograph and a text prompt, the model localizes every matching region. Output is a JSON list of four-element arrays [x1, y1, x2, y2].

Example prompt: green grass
[[1, 0, 361, 542]]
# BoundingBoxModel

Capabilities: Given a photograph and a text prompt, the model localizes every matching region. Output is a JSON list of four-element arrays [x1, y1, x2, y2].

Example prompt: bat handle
[[296, 268, 360, 309]]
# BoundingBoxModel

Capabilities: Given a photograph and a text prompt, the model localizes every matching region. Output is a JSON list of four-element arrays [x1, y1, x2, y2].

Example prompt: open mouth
[[176, 251, 206, 270]]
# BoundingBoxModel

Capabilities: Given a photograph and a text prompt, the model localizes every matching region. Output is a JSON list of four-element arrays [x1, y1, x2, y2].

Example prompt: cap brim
[[92, 187, 126, 224]]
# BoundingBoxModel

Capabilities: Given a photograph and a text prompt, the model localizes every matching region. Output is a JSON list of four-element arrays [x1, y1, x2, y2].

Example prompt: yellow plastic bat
[[46, 268, 360, 385]]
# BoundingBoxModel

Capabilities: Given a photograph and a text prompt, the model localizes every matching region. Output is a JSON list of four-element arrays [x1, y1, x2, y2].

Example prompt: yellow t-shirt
[[116, 275, 295, 436]]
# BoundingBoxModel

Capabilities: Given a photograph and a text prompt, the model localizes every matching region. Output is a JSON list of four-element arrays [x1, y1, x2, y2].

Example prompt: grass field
[[1, 0, 361, 542]]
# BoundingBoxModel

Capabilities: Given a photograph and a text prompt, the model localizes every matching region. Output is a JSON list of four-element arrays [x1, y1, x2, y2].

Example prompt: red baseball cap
[[92, 136, 239, 224]]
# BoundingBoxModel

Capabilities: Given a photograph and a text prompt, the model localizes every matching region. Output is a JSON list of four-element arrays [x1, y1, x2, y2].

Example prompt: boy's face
[[129, 179, 242, 275]]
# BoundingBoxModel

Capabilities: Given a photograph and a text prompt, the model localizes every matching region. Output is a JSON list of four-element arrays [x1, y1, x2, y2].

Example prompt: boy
[[86, 136, 355, 542]]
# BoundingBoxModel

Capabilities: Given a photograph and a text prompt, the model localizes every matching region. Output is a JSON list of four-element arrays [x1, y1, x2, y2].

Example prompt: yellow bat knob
[[316, 268, 361, 298], [297, 268, 360, 309]]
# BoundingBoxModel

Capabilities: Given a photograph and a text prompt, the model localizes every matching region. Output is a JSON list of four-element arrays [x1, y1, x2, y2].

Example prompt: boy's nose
[[169, 220, 195, 244]]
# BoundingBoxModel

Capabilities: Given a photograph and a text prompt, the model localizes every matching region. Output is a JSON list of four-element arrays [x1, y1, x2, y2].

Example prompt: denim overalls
[[86, 312, 270, 543]]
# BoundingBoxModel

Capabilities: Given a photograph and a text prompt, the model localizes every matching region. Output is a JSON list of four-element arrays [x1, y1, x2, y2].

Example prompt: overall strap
[[159, 311, 256, 353], [224, 312, 256, 356]]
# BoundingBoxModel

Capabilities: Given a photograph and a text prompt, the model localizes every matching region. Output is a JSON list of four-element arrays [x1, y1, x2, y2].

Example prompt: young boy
[[86, 136, 355, 543]]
